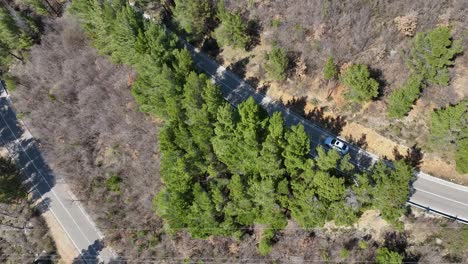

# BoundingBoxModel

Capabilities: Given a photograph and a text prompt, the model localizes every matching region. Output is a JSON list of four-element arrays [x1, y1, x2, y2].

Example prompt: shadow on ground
[[72, 239, 104, 264], [284, 96, 347, 134]]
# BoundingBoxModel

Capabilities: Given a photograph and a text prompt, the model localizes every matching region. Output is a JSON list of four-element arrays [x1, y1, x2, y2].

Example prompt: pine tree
[[186, 183, 220, 238], [202, 80, 223, 121], [265, 46, 289, 81], [153, 187, 189, 231], [340, 64, 379, 103], [323, 56, 337, 81], [172, 0, 212, 40], [455, 136, 468, 174], [224, 174, 256, 226], [328, 202, 358, 226], [109, 4, 143, 64], [282, 124, 312, 177], [212, 103, 242, 172], [182, 72, 215, 159], [313, 171, 345, 203], [213, 4, 250, 50], [235, 97, 267, 174], [387, 74, 423, 118], [408, 26, 463, 86], [258, 112, 286, 180], [370, 160, 413, 225], [172, 48, 194, 85], [315, 146, 340, 172], [0, 157, 25, 203], [0, 6, 34, 69], [289, 181, 328, 228], [430, 100, 467, 147]]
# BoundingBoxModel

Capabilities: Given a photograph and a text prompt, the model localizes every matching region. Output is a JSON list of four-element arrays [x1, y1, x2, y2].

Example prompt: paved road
[[0, 86, 114, 263], [188, 46, 468, 223]]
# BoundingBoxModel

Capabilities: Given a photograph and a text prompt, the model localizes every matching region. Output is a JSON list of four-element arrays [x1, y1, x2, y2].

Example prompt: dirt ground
[[40, 210, 79, 263]]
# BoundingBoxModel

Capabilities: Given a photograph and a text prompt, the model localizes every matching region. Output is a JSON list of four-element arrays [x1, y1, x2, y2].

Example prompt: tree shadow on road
[[200, 36, 222, 61], [227, 56, 250, 79], [0, 99, 56, 204], [72, 239, 104, 264]]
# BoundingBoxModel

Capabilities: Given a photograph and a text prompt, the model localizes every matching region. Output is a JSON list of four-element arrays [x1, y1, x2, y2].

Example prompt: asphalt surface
[[188, 46, 468, 223], [0, 87, 114, 263]]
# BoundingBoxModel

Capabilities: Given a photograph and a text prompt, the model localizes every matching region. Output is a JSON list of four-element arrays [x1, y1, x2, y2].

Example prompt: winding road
[[187, 45, 468, 224]]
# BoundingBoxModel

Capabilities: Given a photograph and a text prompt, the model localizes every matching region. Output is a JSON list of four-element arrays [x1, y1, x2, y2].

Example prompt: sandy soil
[[39, 204, 79, 264], [355, 210, 392, 243]]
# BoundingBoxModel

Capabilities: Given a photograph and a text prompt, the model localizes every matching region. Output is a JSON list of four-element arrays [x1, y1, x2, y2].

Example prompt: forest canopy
[[70, 0, 414, 254]]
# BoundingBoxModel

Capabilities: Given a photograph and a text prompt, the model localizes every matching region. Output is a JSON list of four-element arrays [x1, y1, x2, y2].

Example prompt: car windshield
[[331, 139, 337, 145]]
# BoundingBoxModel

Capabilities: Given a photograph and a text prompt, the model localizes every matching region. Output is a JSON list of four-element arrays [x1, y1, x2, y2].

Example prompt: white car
[[324, 136, 349, 155]]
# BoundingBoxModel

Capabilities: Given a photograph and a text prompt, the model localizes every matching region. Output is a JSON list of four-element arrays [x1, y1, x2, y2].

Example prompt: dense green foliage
[[213, 5, 250, 50], [407, 26, 462, 86], [387, 27, 462, 118], [71, 0, 415, 254], [0, 157, 25, 203], [24, 0, 50, 16], [0, 6, 38, 73], [172, 0, 212, 40], [455, 137, 468, 174], [323, 56, 337, 81], [429, 100, 467, 173], [387, 74, 423, 118], [375, 247, 403, 264], [340, 64, 379, 103], [265, 45, 289, 81], [361, 160, 413, 226]]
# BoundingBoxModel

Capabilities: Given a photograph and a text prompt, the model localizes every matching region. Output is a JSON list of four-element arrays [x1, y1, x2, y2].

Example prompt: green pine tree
[[323, 56, 337, 81], [387, 74, 423, 118], [258, 112, 286, 180], [408, 26, 462, 86], [282, 124, 313, 177], [370, 160, 413, 226], [172, 0, 212, 40], [186, 183, 220, 238], [213, 4, 250, 50], [265, 45, 289, 81], [340, 64, 379, 103]]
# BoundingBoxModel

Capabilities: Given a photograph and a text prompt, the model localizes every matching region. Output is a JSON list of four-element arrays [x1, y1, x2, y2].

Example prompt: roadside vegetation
[[387, 26, 463, 118], [2, 0, 465, 262], [135, 0, 468, 182], [70, 0, 415, 255], [0, 157, 57, 263]]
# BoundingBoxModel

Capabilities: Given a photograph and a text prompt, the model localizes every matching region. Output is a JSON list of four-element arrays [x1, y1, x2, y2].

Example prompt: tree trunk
[[42, 0, 59, 16]]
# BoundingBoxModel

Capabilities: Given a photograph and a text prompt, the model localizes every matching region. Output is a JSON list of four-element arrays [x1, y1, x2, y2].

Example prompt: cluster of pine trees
[[0, 4, 41, 74], [429, 100, 468, 174], [70, 0, 413, 254], [387, 26, 462, 118]]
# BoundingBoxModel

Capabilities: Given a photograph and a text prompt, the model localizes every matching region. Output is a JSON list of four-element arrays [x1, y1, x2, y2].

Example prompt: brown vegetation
[[0, 149, 56, 263]]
